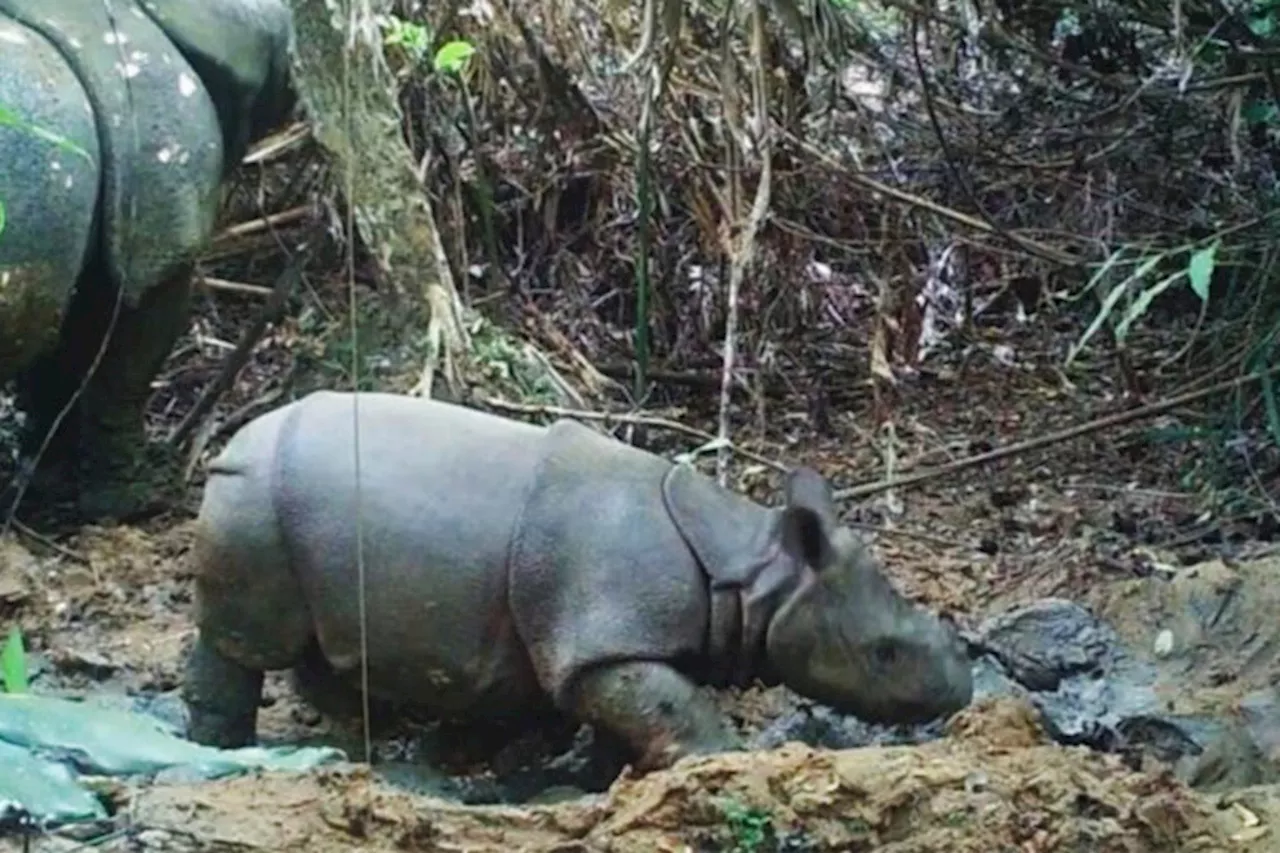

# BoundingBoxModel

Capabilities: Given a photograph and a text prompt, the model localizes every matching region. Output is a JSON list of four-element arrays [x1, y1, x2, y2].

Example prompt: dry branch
[[715, 1, 774, 485], [242, 121, 313, 165], [479, 397, 787, 472], [211, 205, 312, 244], [199, 276, 275, 298], [169, 263, 300, 450]]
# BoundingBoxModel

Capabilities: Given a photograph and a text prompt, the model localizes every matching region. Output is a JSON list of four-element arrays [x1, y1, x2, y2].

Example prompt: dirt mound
[[22, 697, 1252, 853]]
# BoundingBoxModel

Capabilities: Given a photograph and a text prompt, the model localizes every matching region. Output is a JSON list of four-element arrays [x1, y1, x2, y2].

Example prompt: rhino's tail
[[191, 404, 312, 671]]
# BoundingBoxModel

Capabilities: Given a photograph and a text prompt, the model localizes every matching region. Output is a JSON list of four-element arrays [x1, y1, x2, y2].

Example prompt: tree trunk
[[287, 0, 469, 392]]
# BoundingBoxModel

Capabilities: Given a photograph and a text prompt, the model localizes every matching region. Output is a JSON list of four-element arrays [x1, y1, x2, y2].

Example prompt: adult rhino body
[[183, 391, 974, 769], [0, 0, 294, 520]]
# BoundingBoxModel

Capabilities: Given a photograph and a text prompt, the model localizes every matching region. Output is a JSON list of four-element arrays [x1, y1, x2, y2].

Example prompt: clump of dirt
[[34, 696, 1266, 853]]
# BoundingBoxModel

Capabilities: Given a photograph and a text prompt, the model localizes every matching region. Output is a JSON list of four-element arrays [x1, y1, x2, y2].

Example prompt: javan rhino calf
[[183, 391, 974, 770], [0, 0, 294, 520]]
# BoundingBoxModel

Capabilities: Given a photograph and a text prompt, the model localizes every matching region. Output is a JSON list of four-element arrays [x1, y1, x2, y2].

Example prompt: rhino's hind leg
[[79, 265, 194, 521], [11, 263, 101, 510], [183, 633, 265, 748], [570, 661, 742, 772], [289, 638, 400, 731], [2, 354, 81, 519], [182, 439, 312, 747], [36, 262, 195, 521]]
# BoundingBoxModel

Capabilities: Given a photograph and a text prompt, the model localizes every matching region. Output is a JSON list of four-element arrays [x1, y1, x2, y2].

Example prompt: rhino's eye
[[872, 640, 900, 667]]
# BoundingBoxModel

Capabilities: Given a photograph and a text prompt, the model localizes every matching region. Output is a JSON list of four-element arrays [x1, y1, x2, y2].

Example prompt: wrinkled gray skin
[[0, 0, 295, 520], [183, 391, 974, 770]]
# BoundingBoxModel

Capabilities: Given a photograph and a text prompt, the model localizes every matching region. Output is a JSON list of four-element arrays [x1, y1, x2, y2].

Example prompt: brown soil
[[90, 713, 1280, 852], [6, 692, 1279, 851]]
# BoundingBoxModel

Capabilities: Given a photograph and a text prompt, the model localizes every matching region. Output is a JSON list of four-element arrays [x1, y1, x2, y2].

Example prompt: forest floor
[[3, 295, 1280, 851]]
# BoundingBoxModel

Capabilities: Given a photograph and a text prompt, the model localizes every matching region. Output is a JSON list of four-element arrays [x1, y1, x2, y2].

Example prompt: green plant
[[381, 14, 432, 67], [293, 298, 395, 393], [1249, 0, 1280, 38], [468, 315, 561, 404], [2, 625, 28, 694], [1067, 238, 1219, 366], [433, 39, 475, 74], [720, 798, 775, 853]]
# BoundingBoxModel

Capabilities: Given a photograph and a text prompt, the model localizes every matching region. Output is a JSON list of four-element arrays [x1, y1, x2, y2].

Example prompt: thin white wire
[[341, 0, 374, 765]]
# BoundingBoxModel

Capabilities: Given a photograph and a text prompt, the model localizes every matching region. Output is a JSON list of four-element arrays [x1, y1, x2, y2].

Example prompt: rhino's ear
[[777, 505, 836, 571], [784, 467, 838, 527]]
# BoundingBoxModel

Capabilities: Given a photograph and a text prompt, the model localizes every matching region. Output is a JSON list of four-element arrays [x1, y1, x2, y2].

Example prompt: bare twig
[[910, 14, 1055, 270], [199, 276, 274, 297], [211, 205, 311, 244], [714, 0, 773, 486], [242, 121, 312, 165], [11, 519, 90, 565], [168, 262, 300, 450], [786, 129, 1080, 268], [846, 521, 970, 550]]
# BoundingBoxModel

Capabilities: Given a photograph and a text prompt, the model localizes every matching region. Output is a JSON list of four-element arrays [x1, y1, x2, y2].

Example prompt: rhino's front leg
[[570, 661, 742, 772], [182, 633, 265, 748]]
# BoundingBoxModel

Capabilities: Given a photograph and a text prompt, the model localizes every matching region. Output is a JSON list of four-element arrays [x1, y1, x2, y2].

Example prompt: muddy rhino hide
[[506, 420, 792, 769], [184, 394, 971, 766]]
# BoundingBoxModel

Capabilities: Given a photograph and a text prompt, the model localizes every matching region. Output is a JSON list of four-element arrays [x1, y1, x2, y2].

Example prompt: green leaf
[[1187, 240, 1218, 302], [1115, 269, 1187, 339], [1067, 250, 1164, 365], [2, 625, 28, 694], [382, 16, 431, 61], [0, 104, 93, 162], [1242, 98, 1279, 125], [433, 40, 475, 74], [0, 198, 6, 238]]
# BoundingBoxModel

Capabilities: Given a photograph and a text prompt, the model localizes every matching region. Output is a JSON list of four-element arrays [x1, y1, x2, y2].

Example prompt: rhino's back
[[271, 391, 547, 715], [0, 12, 101, 378], [0, 0, 225, 305], [135, 0, 295, 168]]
